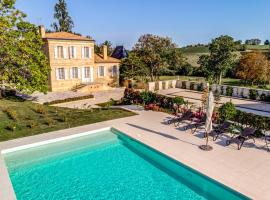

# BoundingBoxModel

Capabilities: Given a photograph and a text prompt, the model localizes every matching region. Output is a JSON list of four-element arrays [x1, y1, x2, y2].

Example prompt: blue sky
[[16, 0, 270, 49]]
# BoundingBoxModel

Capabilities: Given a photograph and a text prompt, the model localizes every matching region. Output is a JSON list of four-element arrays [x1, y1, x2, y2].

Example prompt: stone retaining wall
[[148, 80, 270, 102]]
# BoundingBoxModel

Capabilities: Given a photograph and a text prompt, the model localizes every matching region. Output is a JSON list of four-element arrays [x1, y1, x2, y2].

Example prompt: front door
[[82, 67, 93, 83]]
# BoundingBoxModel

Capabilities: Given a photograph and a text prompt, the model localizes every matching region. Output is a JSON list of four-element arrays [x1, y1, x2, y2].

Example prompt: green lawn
[[0, 97, 136, 142], [158, 76, 205, 81], [158, 76, 270, 90], [222, 78, 270, 90]]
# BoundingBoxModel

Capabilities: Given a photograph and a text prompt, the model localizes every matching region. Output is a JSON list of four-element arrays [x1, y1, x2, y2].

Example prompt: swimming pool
[[3, 128, 249, 200]]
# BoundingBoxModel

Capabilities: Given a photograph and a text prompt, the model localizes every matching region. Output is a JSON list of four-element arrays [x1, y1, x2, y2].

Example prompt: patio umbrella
[[199, 91, 214, 151]]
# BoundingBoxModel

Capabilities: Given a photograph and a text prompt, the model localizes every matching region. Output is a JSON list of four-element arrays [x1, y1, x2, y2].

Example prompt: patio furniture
[[262, 130, 270, 151], [264, 136, 270, 151], [209, 121, 232, 141], [226, 127, 256, 150], [188, 113, 207, 134], [173, 110, 194, 127]]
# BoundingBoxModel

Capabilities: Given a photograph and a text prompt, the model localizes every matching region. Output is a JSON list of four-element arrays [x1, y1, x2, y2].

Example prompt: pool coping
[[0, 117, 259, 200]]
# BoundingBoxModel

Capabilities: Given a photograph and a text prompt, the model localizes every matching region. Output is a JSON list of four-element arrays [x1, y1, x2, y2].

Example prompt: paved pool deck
[[0, 105, 269, 200]]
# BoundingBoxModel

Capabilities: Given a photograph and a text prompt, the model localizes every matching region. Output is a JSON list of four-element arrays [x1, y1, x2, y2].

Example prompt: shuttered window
[[58, 68, 65, 80]]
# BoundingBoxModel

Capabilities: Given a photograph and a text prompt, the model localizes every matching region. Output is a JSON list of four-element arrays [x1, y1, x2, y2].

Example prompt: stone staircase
[[72, 83, 112, 93]]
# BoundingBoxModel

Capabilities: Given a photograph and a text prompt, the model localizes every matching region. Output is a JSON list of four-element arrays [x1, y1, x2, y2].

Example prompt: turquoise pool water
[[4, 129, 249, 200]]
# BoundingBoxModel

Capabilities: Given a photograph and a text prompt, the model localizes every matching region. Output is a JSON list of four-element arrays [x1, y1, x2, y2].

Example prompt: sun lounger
[[209, 121, 232, 141], [226, 127, 256, 150], [173, 110, 194, 127]]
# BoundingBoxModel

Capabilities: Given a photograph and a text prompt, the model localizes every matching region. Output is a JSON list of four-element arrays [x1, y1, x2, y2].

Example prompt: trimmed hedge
[[122, 88, 185, 110], [44, 95, 94, 105], [219, 102, 270, 135]]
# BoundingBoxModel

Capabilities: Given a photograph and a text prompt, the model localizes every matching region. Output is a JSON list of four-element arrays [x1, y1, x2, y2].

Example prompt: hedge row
[[219, 102, 270, 133], [44, 95, 94, 105], [122, 88, 185, 110]]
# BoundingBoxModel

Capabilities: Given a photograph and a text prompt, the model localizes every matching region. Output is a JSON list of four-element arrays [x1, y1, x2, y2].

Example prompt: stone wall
[[147, 80, 270, 102]]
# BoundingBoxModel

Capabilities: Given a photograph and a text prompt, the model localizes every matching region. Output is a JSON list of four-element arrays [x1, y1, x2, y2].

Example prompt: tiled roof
[[95, 54, 121, 63], [111, 46, 129, 59], [44, 32, 94, 41]]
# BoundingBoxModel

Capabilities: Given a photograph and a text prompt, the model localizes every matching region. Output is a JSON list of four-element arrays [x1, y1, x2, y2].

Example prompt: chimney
[[39, 25, 46, 38], [103, 45, 108, 60]]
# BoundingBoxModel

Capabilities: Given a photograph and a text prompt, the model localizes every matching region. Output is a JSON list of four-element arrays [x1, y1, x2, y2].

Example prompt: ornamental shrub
[[182, 81, 187, 89], [197, 83, 204, 92], [172, 96, 185, 105], [260, 94, 270, 102], [140, 91, 156, 105], [218, 102, 237, 122], [226, 87, 233, 96], [44, 95, 94, 105], [249, 89, 258, 100], [190, 82, 195, 90], [3, 107, 18, 121]]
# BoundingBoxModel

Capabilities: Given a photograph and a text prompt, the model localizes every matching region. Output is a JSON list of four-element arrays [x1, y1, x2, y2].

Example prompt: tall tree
[[198, 35, 237, 84], [52, 0, 74, 32], [119, 52, 148, 82], [132, 34, 183, 81], [95, 40, 114, 55], [264, 40, 270, 45], [237, 51, 270, 85], [0, 0, 50, 93]]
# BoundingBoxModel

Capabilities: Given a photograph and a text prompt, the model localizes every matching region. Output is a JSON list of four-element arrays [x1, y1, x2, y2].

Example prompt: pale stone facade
[[40, 26, 120, 92]]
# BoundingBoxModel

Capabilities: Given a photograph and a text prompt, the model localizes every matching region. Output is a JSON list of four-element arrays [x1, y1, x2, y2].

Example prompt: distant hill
[[181, 45, 209, 54], [181, 45, 270, 67]]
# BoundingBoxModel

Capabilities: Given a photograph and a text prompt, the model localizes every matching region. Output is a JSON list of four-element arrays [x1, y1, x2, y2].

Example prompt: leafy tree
[[119, 52, 148, 82], [95, 40, 114, 55], [264, 40, 270, 45], [52, 0, 74, 32], [132, 34, 184, 81], [237, 51, 270, 85], [245, 39, 261, 45], [198, 35, 237, 84], [0, 0, 50, 94]]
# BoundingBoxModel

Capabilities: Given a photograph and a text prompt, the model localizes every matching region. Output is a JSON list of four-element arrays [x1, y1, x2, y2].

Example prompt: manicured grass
[[158, 76, 205, 81], [0, 97, 136, 142], [222, 78, 270, 90]]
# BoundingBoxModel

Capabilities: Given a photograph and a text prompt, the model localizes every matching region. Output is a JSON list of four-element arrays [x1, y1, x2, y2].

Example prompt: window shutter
[[90, 66, 94, 82], [68, 47, 71, 59], [89, 47, 92, 59], [103, 66, 106, 76], [54, 47, 58, 59], [65, 68, 69, 80], [63, 47, 67, 59], [97, 66, 100, 77], [70, 68, 73, 79], [78, 67, 81, 79], [81, 47, 84, 58], [81, 67, 85, 79], [74, 47, 77, 58], [55, 68, 59, 80]]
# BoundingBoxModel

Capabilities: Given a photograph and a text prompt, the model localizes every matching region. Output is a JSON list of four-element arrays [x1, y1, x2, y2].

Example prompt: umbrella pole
[[199, 130, 213, 151]]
